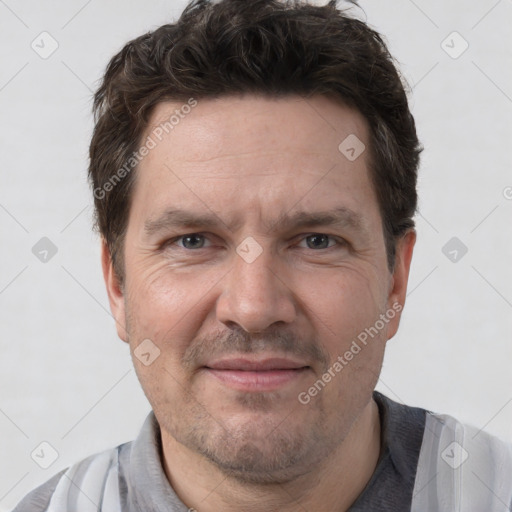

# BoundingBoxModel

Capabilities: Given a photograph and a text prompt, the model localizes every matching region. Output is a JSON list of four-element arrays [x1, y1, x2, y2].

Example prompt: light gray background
[[1, 0, 511, 509]]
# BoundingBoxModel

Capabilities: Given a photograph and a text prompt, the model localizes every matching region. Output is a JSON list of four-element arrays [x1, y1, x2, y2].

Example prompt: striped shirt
[[12, 391, 512, 511]]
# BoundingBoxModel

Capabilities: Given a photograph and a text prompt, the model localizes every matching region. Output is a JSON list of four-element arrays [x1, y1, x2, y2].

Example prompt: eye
[[298, 233, 341, 250], [173, 233, 212, 250]]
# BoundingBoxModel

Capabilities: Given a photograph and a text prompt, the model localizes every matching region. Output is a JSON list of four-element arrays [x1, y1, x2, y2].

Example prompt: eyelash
[[162, 233, 347, 251]]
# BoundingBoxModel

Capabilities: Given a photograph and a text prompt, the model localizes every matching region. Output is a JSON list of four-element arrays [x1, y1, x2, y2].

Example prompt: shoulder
[[11, 469, 67, 512], [421, 410, 512, 471], [11, 442, 132, 512], [412, 411, 512, 511]]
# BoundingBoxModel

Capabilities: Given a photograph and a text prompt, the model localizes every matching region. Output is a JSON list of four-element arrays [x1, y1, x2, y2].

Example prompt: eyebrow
[[144, 207, 368, 238]]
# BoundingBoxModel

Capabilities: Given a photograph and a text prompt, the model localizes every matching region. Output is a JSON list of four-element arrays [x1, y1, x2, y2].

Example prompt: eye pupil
[[182, 234, 204, 249], [307, 234, 329, 249]]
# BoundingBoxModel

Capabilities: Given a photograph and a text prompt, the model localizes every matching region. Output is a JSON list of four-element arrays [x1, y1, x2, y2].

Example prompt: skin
[[102, 94, 415, 512]]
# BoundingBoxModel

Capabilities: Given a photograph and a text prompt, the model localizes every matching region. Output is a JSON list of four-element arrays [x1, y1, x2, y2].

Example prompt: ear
[[101, 238, 128, 343], [385, 229, 416, 340]]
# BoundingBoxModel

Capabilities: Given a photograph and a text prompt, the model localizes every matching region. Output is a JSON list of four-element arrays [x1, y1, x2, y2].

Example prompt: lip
[[203, 357, 310, 391], [206, 357, 308, 371]]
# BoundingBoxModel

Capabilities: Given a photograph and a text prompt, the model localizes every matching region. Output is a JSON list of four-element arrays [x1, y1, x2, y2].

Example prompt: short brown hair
[[89, 0, 422, 282]]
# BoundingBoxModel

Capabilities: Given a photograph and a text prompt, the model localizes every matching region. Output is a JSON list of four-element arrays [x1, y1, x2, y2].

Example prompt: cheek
[[124, 260, 217, 353], [300, 267, 387, 343], [300, 270, 388, 403]]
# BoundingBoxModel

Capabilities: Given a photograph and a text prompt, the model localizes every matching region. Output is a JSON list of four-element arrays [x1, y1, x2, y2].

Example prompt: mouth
[[203, 357, 311, 391]]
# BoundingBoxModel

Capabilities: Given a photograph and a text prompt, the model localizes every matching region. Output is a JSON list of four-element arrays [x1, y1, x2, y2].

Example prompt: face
[[103, 94, 415, 484]]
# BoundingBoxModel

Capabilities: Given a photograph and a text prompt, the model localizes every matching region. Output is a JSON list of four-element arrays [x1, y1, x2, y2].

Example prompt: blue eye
[[176, 234, 211, 249], [299, 234, 340, 250]]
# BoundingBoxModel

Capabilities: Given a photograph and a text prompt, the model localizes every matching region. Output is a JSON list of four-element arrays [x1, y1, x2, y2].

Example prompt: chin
[[176, 409, 338, 485]]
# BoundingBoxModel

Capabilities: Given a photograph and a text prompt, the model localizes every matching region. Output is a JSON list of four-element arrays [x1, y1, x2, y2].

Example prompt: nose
[[216, 245, 297, 333]]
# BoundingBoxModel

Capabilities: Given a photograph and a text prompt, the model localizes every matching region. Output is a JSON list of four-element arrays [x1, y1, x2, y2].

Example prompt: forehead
[[130, 94, 380, 235], [144, 94, 368, 167]]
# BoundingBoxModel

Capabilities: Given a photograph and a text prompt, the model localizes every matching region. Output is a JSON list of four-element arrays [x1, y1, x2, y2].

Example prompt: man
[[13, 0, 512, 510]]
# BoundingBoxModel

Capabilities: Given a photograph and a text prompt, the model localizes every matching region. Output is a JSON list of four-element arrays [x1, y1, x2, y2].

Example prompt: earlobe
[[386, 229, 416, 340], [101, 239, 128, 343]]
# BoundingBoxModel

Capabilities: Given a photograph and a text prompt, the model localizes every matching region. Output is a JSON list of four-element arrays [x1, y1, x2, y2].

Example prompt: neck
[[161, 398, 381, 512]]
